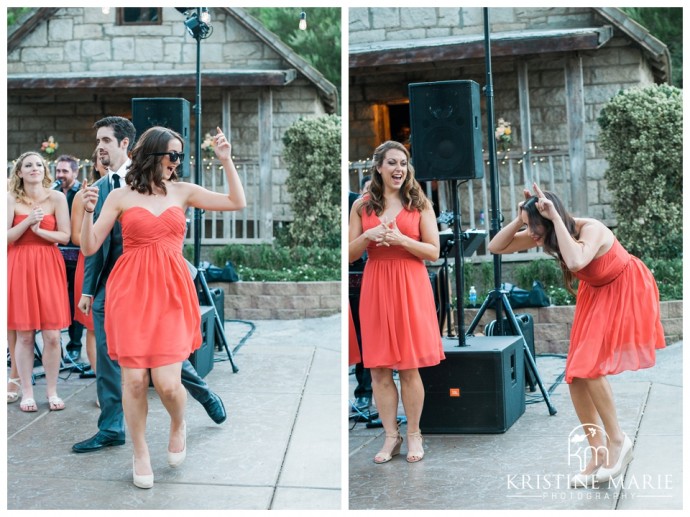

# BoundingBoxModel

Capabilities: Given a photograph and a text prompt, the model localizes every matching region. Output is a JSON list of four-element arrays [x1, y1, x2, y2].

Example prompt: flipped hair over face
[[521, 191, 579, 294]]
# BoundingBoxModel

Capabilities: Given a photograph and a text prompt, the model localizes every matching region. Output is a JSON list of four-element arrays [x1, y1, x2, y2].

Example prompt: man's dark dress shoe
[[353, 396, 371, 413], [79, 369, 96, 379], [72, 432, 125, 453], [202, 392, 227, 424]]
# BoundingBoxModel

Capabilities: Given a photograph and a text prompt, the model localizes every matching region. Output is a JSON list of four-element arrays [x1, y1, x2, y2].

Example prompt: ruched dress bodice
[[104, 206, 201, 368], [7, 214, 71, 330], [358, 207, 444, 370], [566, 238, 665, 382]]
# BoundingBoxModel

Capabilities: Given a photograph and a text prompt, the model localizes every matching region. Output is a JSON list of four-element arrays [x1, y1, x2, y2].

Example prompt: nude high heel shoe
[[406, 430, 425, 463], [596, 434, 633, 483], [570, 467, 600, 488], [167, 421, 187, 467], [132, 456, 154, 489], [373, 432, 403, 464]]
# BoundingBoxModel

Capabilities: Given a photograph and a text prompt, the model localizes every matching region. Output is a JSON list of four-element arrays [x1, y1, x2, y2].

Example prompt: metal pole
[[193, 7, 203, 269], [483, 8, 504, 328]]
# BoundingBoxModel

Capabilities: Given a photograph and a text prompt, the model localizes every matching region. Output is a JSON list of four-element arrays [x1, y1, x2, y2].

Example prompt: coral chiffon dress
[[358, 207, 444, 370], [73, 252, 94, 330], [348, 304, 361, 366], [566, 238, 665, 382], [104, 206, 201, 368], [7, 214, 71, 331]]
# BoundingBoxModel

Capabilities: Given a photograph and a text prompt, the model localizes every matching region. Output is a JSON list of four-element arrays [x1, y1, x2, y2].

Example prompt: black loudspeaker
[[408, 80, 484, 181], [485, 313, 536, 389], [189, 305, 215, 378], [131, 98, 191, 178], [420, 335, 525, 433]]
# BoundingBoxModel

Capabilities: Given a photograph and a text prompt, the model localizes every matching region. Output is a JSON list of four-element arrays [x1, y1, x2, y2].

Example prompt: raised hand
[[213, 126, 232, 161], [532, 183, 557, 220], [517, 187, 533, 211], [82, 180, 99, 215]]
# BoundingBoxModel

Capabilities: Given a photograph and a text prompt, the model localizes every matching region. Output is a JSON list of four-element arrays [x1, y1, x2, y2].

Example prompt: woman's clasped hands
[[27, 206, 44, 233], [365, 216, 406, 247]]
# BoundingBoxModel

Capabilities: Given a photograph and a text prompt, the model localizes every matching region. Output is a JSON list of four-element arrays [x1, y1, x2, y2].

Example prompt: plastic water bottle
[[469, 286, 477, 308], [479, 210, 485, 226]]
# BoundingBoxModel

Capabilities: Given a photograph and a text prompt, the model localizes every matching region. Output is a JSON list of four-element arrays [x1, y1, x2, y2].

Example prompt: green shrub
[[213, 243, 339, 282], [598, 84, 682, 260], [643, 257, 683, 301], [282, 114, 341, 249]]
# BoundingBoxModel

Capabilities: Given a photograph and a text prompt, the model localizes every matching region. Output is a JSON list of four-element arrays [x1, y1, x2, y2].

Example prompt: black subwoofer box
[[420, 335, 525, 433], [189, 305, 215, 378]]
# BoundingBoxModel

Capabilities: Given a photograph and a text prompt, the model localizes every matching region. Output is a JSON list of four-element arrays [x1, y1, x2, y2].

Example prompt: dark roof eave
[[350, 26, 613, 70], [593, 7, 671, 84], [7, 70, 298, 90]]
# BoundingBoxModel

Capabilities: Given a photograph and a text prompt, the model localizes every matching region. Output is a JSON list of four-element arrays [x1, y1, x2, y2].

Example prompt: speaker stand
[[466, 290, 556, 415], [438, 235, 455, 338], [196, 268, 239, 373], [450, 180, 468, 346]]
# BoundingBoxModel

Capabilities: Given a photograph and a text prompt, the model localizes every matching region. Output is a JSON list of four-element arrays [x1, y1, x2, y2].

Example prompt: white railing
[[184, 159, 265, 245], [8, 158, 266, 245], [349, 148, 571, 261]]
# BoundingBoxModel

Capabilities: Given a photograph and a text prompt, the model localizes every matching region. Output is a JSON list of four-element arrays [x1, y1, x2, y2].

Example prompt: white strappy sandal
[[7, 378, 21, 404]]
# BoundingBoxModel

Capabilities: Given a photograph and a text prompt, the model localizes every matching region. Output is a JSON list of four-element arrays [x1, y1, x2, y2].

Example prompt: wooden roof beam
[[350, 27, 613, 70], [7, 70, 297, 91]]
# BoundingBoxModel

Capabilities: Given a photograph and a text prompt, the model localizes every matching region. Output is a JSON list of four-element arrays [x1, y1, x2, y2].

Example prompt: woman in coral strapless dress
[[7, 151, 72, 412], [81, 126, 245, 488], [349, 141, 444, 464], [489, 183, 665, 488], [70, 151, 104, 385]]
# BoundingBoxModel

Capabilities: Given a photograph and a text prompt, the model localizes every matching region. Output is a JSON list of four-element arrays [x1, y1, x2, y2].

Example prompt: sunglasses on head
[[147, 151, 185, 162]]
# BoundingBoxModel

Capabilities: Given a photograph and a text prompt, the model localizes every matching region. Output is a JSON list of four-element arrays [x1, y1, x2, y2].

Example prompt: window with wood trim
[[116, 8, 162, 26]]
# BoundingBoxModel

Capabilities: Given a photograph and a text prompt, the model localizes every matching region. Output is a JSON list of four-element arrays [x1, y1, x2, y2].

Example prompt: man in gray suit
[[73, 116, 227, 453]]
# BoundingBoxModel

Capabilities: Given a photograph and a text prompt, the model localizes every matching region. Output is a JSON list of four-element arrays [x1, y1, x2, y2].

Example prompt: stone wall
[[349, 7, 658, 223], [462, 300, 682, 354], [211, 281, 341, 320], [7, 7, 329, 223]]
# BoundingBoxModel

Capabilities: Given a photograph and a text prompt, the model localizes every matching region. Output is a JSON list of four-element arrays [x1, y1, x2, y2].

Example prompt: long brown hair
[[125, 126, 183, 195], [360, 140, 430, 216], [522, 191, 580, 295], [8, 152, 53, 205]]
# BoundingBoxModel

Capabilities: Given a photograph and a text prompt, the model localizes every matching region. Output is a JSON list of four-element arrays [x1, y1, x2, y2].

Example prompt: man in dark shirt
[[349, 176, 372, 416], [53, 155, 84, 363]]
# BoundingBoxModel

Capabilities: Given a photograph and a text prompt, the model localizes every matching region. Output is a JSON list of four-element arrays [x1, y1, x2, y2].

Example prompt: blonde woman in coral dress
[[489, 183, 665, 487], [349, 141, 444, 464], [81, 126, 245, 488], [7, 152, 71, 412]]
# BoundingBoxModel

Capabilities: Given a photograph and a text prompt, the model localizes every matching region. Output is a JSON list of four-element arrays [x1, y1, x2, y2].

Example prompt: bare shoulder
[[420, 205, 437, 219], [351, 196, 367, 215], [575, 217, 614, 247], [576, 217, 610, 234], [49, 189, 66, 201]]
